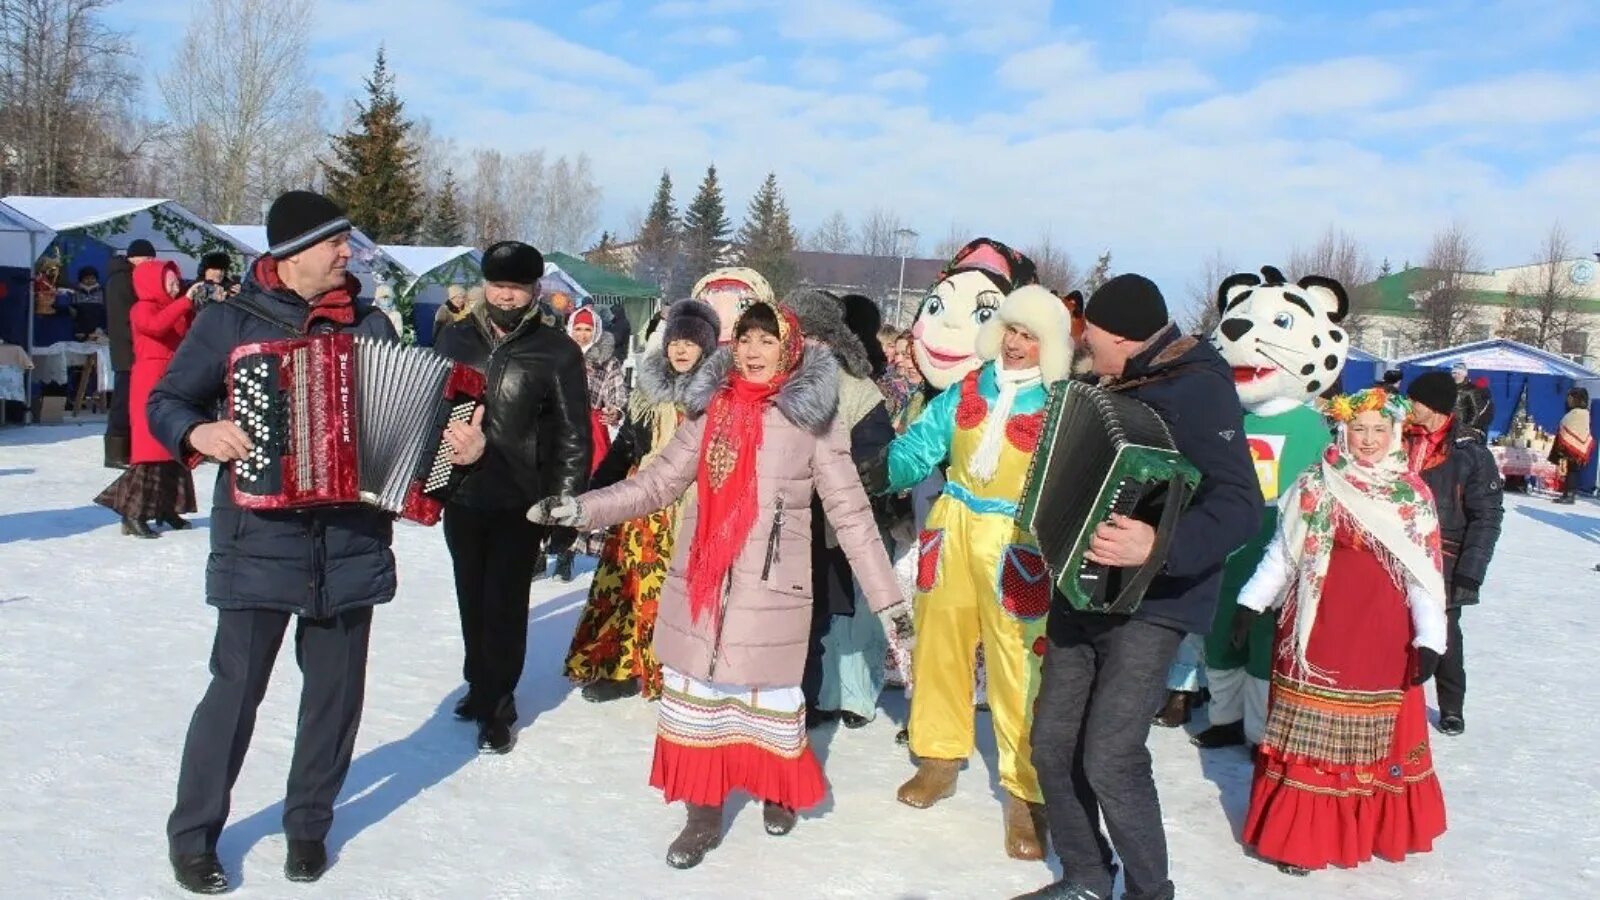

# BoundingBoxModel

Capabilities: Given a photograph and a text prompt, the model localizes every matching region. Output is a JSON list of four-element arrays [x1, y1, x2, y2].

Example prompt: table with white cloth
[[1492, 445, 1561, 491], [30, 341, 115, 392], [0, 343, 32, 404]]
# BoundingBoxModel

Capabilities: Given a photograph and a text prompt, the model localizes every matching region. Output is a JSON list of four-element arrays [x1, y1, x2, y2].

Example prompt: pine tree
[[736, 172, 798, 297], [680, 165, 731, 293], [322, 47, 424, 244], [1379, 257, 1393, 277], [634, 170, 678, 291], [1084, 251, 1114, 293], [424, 168, 465, 245], [588, 231, 628, 274]]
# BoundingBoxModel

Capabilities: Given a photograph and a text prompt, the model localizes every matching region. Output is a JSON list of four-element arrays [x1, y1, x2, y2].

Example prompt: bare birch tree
[[158, 0, 323, 223], [1183, 249, 1236, 335], [1510, 222, 1584, 351], [1025, 228, 1078, 294], [1409, 223, 1483, 351], [933, 221, 972, 260], [806, 210, 854, 253], [1286, 226, 1375, 342]]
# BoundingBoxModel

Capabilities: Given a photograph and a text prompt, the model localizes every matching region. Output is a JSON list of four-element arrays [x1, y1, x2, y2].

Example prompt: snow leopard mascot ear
[[1159, 265, 1350, 745]]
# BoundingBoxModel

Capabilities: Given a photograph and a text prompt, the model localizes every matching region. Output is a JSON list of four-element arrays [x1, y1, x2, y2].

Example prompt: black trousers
[[443, 505, 543, 721], [1435, 606, 1466, 717], [168, 607, 372, 856], [801, 592, 832, 712], [1032, 613, 1184, 900], [107, 369, 130, 435]]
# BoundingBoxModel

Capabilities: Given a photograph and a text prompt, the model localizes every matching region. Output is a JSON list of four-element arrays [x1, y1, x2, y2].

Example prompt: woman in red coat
[[94, 260, 199, 537]]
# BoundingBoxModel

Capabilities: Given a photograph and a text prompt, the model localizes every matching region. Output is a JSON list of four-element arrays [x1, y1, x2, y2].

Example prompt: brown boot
[[1003, 792, 1048, 861], [665, 802, 723, 869], [1153, 690, 1195, 728], [896, 758, 960, 808]]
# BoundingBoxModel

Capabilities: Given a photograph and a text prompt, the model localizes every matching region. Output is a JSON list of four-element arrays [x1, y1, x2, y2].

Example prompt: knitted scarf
[[250, 256, 356, 332], [1402, 416, 1452, 472], [1276, 388, 1446, 682], [968, 364, 1041, 484], [685, 305, 804, 624]]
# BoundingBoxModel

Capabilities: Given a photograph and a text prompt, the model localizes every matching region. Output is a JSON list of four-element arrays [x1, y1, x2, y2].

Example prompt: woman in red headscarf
[[94, 260, 199, 537], [531, 301, 910, 870]]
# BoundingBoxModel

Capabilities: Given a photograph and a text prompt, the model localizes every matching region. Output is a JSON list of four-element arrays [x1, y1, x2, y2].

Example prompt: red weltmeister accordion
[[225, 333, 485, 525]]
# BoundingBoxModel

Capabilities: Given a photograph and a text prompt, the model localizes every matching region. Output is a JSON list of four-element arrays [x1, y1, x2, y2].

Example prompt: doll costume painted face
[[691, 267, 774, 345], [910, 238, 1037, 391]]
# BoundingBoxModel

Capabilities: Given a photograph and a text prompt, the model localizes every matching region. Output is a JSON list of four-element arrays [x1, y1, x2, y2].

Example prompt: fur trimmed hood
[[784, 288, 875, 380], [633, 345, 700, 409], [684, 339, 841, 435], [977, 284, 1075, 382]]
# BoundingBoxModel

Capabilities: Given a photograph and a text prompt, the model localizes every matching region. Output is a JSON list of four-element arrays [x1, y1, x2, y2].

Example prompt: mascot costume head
[[910, 238, 1038, 391], [691, 267, 775, 344], [1212, 265, 1350, 413]]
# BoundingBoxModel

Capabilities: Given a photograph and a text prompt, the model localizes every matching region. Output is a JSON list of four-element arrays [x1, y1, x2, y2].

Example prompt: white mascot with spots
[[1165, 265, 1351, 748]]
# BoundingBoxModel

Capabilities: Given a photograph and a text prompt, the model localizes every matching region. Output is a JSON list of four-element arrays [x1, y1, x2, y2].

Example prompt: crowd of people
[[111, 190, 1518, 899]]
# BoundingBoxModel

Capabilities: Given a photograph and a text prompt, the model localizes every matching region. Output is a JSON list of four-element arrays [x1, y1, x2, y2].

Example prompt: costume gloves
[[1228, 606, 1261, 651], [1413, 647, 1441, 685], [527, 495, 582, 527]]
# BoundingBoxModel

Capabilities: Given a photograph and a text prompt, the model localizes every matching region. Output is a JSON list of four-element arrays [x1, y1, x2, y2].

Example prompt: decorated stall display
[[690, 267, 773, 345], [1174, 266, 1349, 745]]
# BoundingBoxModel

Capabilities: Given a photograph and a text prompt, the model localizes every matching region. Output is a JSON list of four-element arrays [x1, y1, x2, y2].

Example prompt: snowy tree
[[736, 172, 799, 297], [680, 165, 731, 293]]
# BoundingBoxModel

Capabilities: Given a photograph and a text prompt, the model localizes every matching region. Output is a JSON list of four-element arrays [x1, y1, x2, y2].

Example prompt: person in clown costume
[[882, 238, 1039, 740], [1170, 266, 1350, 747], [868, 283, 1071, 861], [691, 267, 774, 345]]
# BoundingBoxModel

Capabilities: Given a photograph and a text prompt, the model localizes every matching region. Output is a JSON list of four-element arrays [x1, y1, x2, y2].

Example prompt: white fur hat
[[977, 284, 1075, 383]]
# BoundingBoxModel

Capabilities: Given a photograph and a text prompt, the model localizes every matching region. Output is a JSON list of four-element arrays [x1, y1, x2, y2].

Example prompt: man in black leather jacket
[[433, 241, 592, 753]]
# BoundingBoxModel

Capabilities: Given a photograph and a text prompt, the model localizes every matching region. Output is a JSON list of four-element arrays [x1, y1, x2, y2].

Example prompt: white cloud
[[579, 1, 624, 25], [927, 0, 1052, 52], [1366, 6, 1438, 29], [996, 41, 1211, 124], [779, 0, 904, 43], [793, 54, 845, 85], [1150, 7, 1267, 51], [1372, 72, 1600, 130], [996, 41, 1098, 91], [667, 25, 742, 47], [895, 35, 948, 63], [648, 0, 761, 18], [870, 68, 928, 93], [1164, 58, 1409, 132]]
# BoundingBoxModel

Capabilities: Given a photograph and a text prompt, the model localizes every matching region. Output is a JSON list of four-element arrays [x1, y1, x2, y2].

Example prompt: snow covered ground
[[2, 421, 1596, 899]]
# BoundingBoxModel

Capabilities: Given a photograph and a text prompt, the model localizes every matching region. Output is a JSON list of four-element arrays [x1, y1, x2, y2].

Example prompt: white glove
[[878, 603, 915, 693], [527, 495, 582, 527]]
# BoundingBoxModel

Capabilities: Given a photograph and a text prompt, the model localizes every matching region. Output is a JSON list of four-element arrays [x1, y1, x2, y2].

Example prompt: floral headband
[[1326, 387, 1411, 424]]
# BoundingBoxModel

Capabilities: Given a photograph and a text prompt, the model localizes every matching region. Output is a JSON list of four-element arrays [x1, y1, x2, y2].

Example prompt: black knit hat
[[266, 190, 351, 259], [662, 300, 720, 358], [199, 252, 231, 277], [481, 241, 545, 285], [1084, 273, 1169, 341], [840, 293, 888, 378], [126, 239, 156, 258], [1406, 371, 1458, 415]]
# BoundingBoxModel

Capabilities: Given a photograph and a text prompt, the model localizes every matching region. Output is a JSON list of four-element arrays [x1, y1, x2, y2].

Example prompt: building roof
[[792, 250, 945, 294], [1363, 264, 1600, 317], [1394, 338, 1599, 379], [2, 196, 255, 261], [544, 251, 659, 301], [0, 200, 54, 270]]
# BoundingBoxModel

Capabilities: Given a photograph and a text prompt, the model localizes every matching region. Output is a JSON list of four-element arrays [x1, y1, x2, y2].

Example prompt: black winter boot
[[122, 516, 158, 538], [453, 691, 478, 721], [284, 840, 328, 882], [763, 801, 797, 835], [1438, 713, 1465, 736], [554, 550, 576, 582], [581, 679, 641, 703], [666, 803, 723, 869], [170, 852, 228, 894], [1012, 881, 1109, 899], [531, 553, 550, 580], [161, 513, 193, 530], [1190, 720, 1246, 749], [104, 434, 130, 469], [1153, 690, 1195, 728]]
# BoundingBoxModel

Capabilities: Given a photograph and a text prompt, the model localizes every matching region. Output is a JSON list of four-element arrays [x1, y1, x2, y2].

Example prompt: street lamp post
[[893, 227, 919, 328]]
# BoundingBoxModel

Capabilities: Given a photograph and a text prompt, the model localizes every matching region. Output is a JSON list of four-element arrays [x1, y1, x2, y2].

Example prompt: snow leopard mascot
[[1161, 265, 1350, 748]]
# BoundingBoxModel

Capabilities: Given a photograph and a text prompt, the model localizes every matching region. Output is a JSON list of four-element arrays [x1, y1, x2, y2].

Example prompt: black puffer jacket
[[146, 270, 400, 619], [433, 303, 592, 510], [105, 256, 136, 371], [1057, 326, 1264, 636], [1416, 422, 1504, 606]]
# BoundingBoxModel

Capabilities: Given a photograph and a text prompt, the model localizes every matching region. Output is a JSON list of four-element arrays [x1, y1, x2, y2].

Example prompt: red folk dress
[[1242, 521, 1447, 871]]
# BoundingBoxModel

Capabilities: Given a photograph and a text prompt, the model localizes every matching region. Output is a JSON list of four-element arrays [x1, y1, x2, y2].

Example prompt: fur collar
[[786, 289, 875, 380], [582, 329, 616, 365], [633, 348, 697, 408], [684, 340, 841, 434]]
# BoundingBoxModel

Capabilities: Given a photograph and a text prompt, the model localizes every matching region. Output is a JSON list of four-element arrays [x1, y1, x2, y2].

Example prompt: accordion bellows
[[226, 334, 485, 526], [1016, 380, 1201, 615]]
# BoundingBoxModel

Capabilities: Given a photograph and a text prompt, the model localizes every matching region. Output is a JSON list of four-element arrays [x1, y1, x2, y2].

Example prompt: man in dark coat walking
[[149, 191, 486, 894], [1404, 372, 1504, 736], [1020, 275, 1263, 900], [433, 241, 592, 753], [103, 239, 155, 468]]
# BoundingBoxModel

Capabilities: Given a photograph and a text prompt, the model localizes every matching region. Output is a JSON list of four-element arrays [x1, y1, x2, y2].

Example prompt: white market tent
[[2, 197, 255, 275], [380, 245, 483, 344], [218, 224, 409, 299], [0, 200, 55, 271]]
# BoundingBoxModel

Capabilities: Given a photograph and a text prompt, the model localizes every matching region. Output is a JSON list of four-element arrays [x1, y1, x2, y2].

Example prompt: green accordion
[[1015, 380, 1202, 615]]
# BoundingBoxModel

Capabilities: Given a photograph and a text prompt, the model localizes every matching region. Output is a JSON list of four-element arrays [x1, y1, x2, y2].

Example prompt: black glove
[[858, 445, 891, 496], [1228, 606, 1261, 651], [1413, 647, 1440, 685], [1450, 577, 1480, 606]]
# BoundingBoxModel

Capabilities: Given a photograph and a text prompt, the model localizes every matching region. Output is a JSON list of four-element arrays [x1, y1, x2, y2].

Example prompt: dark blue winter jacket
[[146, 272, 400, 619], [1059, 326, 1263, 636]]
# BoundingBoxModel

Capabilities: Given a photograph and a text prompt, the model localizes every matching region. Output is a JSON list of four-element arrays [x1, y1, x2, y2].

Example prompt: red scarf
[[1403, 416, 1452, 473], [251, 256, 357, 331], [684, 304, 804, 624]]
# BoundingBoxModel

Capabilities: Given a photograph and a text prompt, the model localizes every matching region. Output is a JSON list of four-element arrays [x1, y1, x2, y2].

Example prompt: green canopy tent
[[542, 252, 660, 353]]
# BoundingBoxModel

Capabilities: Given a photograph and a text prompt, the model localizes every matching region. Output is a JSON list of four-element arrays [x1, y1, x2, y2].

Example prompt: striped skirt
[[650, 667, 826, 811]]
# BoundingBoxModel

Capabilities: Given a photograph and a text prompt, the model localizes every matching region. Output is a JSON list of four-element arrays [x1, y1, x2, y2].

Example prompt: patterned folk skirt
[[94, 461, 197, 520], [650, 667, 826, 811], [563, 505, 677, 698]]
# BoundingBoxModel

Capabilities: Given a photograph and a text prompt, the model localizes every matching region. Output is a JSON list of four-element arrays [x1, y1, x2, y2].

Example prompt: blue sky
[[113, 0, 1599, 311]]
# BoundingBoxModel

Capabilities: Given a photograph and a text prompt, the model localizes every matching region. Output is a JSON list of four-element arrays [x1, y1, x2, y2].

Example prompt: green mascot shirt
[[1203, 403, 1331, 676]]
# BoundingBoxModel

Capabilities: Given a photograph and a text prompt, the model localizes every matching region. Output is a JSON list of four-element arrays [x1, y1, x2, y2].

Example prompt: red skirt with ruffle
[[650, 737, 826, 811]]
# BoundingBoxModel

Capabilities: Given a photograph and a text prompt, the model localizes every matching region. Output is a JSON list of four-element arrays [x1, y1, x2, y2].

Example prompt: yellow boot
[[1004, 792, 1048, 861], [896, 758, 961, 808]]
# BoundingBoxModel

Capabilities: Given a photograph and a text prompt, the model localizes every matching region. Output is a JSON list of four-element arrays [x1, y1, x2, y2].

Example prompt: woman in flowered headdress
[[1232, 387, 1449, 876]]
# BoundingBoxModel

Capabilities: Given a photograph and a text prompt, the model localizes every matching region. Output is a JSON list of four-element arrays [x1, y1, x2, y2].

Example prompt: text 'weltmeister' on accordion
[[226, 333, 485, 526], [1016, 381, 1202, 615]]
